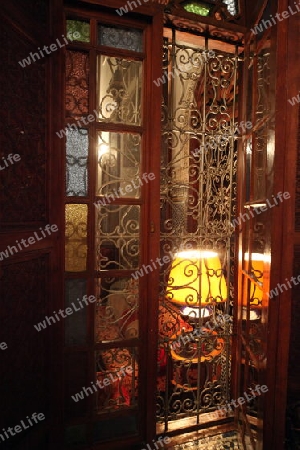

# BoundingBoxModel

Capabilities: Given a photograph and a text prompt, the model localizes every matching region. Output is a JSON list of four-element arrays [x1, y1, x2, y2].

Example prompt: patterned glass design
[[223, 0, 237, 16], [95, 277, 139, 343], [95, 205, 140, 270], [67, 20, 90, 43], [66, 129, 88, 196], [65, 279, 87, 345], [65, 204, 88, 272], [96, 132, 141, 198], [96, 56, 142, 125], [98, 25, 143, 52], [66, 51, 89, 119], [95, 347, 138, 413]]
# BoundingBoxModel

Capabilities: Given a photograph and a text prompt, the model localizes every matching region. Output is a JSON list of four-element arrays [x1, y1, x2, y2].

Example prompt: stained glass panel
[[96, 132, 141, 198], [66, 129, 88, 196], [67, 20, 90, 43], [65, 279, 87, 345], [95, 347, 138, 413], [96, 56, 142, 125], [65, 204, 88, 272], [95, 277, 139, 343], [66, 51, 89, 119], [98, 25, 143, 52], [95, 204, 140, 270]]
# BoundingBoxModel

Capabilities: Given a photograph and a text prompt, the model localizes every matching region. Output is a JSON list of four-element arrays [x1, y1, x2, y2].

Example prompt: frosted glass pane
[[98, 25, 143, 52], [65, 204, 87, 272], [67, 20, 90, 43], [66, 129, 88, 196]]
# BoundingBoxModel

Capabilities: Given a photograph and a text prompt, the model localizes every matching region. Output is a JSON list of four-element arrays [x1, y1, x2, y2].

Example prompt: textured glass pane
[[98, 25, 143, 52], [66, 129, 88, 196], [183, 3, 211, 16], [65, 204, 87, 272], [96, 56, 142, 125], [65, 279, 87, 345], [95, 347, 138, 413], [67, 20, 90, 43], [223, 0, 237, 16], [96, 205, 140, 270], [66, 51, 89, 119], [96, 132, 141, 198], [95, 277, 139, 343]]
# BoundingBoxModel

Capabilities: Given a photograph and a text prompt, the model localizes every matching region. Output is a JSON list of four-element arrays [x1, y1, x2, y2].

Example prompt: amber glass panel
[[95, 347, 138, 413], [95, 204, 140, 270], [96, 56, 142, 125], [67, 20, 90, 43], [96, 131, 141, 198], [66, 129, 88, 196], [95, 277, 139, 343], [98, 25, 143, 52], [65, 204, 88, 272], [66, 51, 89, 119]]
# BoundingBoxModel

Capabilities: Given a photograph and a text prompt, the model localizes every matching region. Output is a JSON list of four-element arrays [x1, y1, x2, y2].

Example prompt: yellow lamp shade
[[166, 250, 227, 306], [244, 252, 270, 306]]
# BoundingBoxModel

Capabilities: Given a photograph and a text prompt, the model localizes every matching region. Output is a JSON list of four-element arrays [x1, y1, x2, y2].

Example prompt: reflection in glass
[[96, 56, 142, 125], [97, 132, 141, 198], [65, 204, 88, 272], [95, 347, 138, 413], [95, 277, 139, 343], [66, 129, 88, 196], [95, 205, 140, 270]]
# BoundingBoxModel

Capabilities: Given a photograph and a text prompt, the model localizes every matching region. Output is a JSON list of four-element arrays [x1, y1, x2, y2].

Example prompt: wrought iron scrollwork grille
[[157, 30, 239, 431]]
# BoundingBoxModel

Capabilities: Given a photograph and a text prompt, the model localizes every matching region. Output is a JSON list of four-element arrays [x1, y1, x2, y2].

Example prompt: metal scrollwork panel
[[96, 56, 142, 125], [96, 204, 140, 270], [97, 132, 141, 198], [95, 277, 139, 343]]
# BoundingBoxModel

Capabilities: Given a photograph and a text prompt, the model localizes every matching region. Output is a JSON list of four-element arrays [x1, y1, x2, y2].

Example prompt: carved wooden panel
[[0, 256, 50, 439], [0, 22, 47, 227]]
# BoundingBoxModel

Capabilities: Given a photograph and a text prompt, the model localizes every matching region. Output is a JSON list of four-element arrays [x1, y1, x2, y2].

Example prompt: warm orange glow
[[166, 250, 227, 306]]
